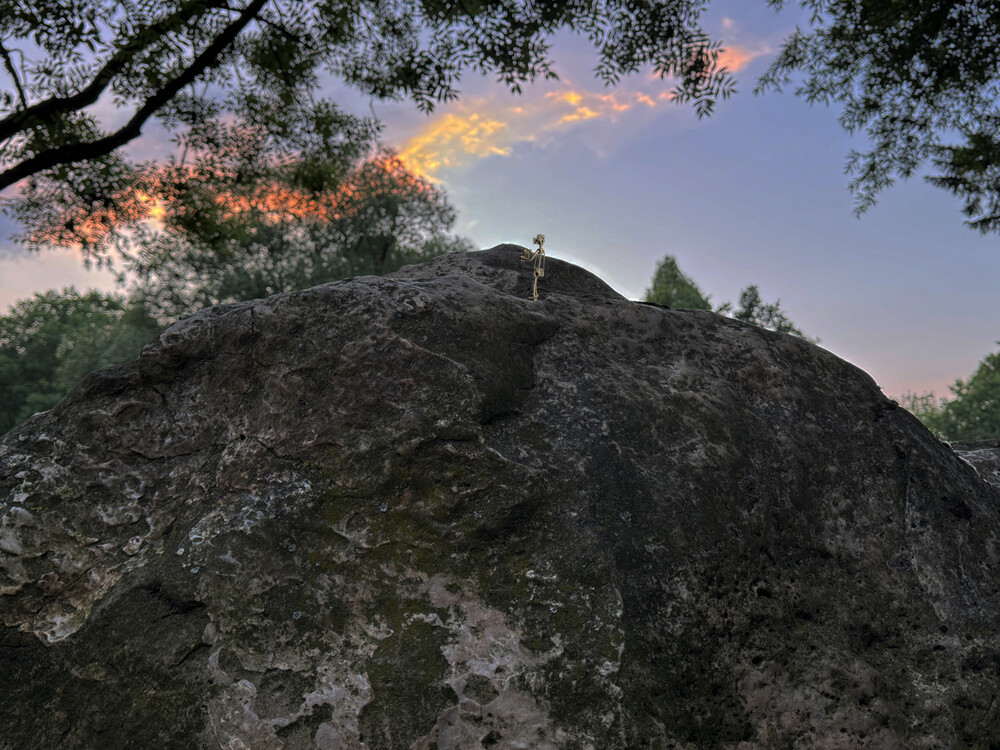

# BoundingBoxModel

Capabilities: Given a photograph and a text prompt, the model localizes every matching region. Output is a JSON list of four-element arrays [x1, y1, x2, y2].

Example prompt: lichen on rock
[[2, 246, 1000, 748]]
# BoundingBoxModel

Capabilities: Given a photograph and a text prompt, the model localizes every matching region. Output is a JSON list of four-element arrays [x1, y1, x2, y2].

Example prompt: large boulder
[[2, 246, 999, 749]]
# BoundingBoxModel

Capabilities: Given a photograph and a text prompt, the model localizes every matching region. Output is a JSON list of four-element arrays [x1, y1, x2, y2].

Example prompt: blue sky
[[2, 1, 998, 399]]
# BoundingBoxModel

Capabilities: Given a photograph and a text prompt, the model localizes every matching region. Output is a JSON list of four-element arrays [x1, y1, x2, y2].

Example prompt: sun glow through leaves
[[21, 153, 436, 252]]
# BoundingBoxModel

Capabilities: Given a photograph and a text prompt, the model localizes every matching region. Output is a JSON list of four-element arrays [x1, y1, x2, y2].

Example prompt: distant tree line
[[0, 289, 160, 432], [899, 355, 1000, 442]]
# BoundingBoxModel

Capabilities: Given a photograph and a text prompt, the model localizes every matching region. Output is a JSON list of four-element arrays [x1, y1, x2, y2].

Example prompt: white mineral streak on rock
[[0, 556, 28, 595], [307, 672, 374, 750], [953, 443, 1000, 489], [33, 565, 126, 643], [1, 463, 149, 636], [598, 587, 626, 679], [417, 574, 566, 749], [206, 671, 282, 750], [207, 650, 233, 686], [206, 642, 376, 749], [95, 501, 141, 526], [122, 536, 143, 555], [188, 510, 226, 546], [34, 609, 79, 644], [0, 526, 23, 555]]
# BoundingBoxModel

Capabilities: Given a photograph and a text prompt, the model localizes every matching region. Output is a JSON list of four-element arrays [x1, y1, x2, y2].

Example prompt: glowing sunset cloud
[[398, 43, 765, 181], [640, 42, 762, 81], [171, 153, 435, 226], [399, 87, 674, 180], [398, 113, 513, 180], [717, 45, 765, 73]]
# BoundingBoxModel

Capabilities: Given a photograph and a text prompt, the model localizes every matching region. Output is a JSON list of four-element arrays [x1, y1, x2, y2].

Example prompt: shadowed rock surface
[[2, 246, 1000, 749]]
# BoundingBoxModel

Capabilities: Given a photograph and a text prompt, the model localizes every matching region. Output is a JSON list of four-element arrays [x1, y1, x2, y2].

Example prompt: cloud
[[397, 112, 515, 178], [717, 44, 766, 73], [397, 44, 765, 181], [399, 85, 681, 180], [714, 15, 771, 74]]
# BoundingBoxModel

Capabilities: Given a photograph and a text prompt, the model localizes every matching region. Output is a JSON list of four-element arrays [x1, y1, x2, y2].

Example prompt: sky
[[1, 2, 999, 399]]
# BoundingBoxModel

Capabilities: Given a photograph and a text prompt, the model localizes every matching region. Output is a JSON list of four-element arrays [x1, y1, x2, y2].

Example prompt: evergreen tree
[[644, 255, 712, 310], [645, 255, 812, 340], [723, 284, 812, 340]]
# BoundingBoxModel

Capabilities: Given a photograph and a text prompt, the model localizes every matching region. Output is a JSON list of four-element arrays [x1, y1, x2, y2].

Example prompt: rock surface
[[2, 245, 1000, 749], [952, 441, 1000, 490]]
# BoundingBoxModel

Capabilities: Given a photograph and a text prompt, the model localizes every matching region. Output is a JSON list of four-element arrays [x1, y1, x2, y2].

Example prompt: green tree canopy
[[5, 1, 1000, 237], [6, 78, 471, 317], [0, 140, 468, 434], [0, 288, 160, 434], [901, 346, 1000, 441], [122, 147, 473, 321], [759, 0, 1000, 232]]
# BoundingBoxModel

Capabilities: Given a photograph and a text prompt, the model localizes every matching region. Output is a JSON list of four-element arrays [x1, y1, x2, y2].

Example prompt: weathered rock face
[[953, 441, 1000, 490], [2, 246, 1000, 749]]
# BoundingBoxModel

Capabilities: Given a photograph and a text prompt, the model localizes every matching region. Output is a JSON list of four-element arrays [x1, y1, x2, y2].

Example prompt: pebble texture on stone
[[2, 246, 1000, 749]]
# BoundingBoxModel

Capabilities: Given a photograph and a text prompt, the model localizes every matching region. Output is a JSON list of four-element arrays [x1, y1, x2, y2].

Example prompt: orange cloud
[[399, 87, 678, 180], [547, 90, 632, 115], [558, 105, 600, 124], [717, 45, 762, 73], [190, 153, 434, 225], [136, 192, 167, 223], [395, 36, 773, 182], [398, 113, 513, 180]]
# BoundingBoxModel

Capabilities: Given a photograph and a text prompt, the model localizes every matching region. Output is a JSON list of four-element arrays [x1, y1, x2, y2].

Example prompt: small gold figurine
[[520, 233, 546, 301]]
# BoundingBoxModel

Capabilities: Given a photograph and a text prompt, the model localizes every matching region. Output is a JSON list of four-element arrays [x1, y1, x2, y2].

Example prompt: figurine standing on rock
[[520, 234, 546, 300]]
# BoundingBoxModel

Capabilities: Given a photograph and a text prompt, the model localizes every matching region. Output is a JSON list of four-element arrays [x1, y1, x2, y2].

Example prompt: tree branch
[[0, 0, 269, 193], [0, 41, 27, 109], [0, 0, 227, 142], [255, 13, 302, 42]]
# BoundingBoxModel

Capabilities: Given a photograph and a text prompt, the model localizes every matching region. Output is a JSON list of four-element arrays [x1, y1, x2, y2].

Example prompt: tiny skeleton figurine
[[520, 233, 546, 301]]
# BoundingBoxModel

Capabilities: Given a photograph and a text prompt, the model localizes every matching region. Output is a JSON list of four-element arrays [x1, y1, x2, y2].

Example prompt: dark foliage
[[759, 1, 1000, 231], [0, 0, 734, 253]]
